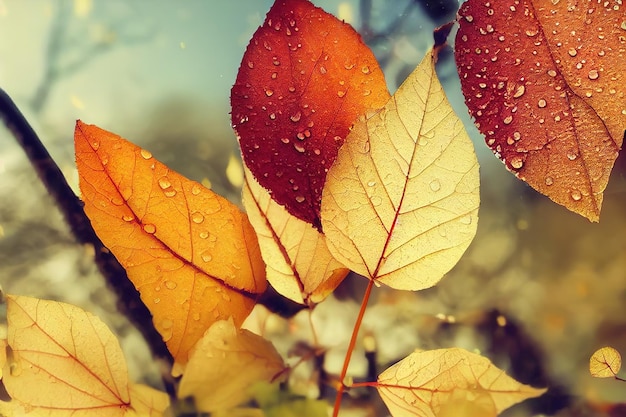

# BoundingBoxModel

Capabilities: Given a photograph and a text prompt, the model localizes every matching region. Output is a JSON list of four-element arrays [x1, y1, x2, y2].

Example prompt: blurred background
[[1, 1, 625, 416]]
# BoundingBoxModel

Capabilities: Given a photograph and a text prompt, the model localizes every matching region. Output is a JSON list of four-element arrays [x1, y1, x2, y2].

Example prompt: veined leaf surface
[[75, 121, 266, 368], [321, 48, 480, 291]]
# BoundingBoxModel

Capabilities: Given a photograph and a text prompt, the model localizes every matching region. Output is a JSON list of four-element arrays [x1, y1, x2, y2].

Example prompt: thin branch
[[0, 88, 176, 397]]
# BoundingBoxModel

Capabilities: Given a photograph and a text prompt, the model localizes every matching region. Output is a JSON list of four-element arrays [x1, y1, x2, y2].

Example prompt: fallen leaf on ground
[[321, 48, 480, 290], [243, 167, 348, 305], [178, 318, 286, 413], [75, 121, 267, 369], [455, 0, 625, 221], [377, 347, 546, 417], [590, 346, 622, 378], [231, 0, 390, 229], [1, 295, 169, 417]]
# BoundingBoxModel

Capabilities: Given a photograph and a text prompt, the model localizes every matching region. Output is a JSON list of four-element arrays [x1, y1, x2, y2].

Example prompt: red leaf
[[455, 0, 625, 221], [231, 0, 389, 229]]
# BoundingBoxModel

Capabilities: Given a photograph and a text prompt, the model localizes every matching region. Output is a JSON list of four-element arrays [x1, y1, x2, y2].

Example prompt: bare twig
[[0, 88, 176, 397]]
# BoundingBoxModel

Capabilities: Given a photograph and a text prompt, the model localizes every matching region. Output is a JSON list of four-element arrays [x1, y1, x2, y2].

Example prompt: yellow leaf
[[321, 48, 479, 290], [590, 346, 622, 378], [178, 319, 286, 413], [126, 384, 170, 417], [1, 295, 169, 417], [0, 337, 6, 379], [377, 348, 546, 417], [226, 152, 245, 189], [243, 168, 348, 305]]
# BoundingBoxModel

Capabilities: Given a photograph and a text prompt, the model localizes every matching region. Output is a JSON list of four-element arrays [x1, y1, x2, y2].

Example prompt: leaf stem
[[332, 278, 375, 417]]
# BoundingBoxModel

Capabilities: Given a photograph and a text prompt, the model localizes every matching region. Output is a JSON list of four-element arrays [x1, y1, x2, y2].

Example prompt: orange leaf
[[321, 49, 479, 290], [377, 348, 546, 417], [1, 295, 169, 417], [590, 346, 622, 378], [242, 167, 348, 305], [231, 0, 390, 229], [178, 318, 286, 412], [74, 121, 267, 369], [455, 0, 625, 221]]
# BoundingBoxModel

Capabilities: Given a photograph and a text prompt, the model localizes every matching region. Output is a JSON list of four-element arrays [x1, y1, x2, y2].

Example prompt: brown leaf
[[242, 167, 348, 305], [1, 295, 169, 417], [377, 348, 546, 417], [455, 0, 625, 221], [74, 121, 267, 369], [231, 0, 390, 229], [321, 49, 479, 290], [590, 346, 622, 378], [178, 319, 286, 413]]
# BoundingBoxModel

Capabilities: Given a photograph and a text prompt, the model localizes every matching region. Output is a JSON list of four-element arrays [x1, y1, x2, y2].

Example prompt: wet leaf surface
[[231, 0, 390, 229], [321, 48, 479, 290], [456, 0, 626, 221], [75, 121, 266, 369]]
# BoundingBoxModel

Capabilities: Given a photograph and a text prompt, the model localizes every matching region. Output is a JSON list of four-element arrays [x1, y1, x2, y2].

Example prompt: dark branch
[[0, 88, 176, 396]]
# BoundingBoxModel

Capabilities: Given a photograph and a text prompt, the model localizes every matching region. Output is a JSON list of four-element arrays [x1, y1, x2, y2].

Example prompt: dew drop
[[545, 176, 554, 186], [143, 224, 156, 234], [154, 297, 160, 304], [513, 131, 521, 141], [295, 195, 305, 203], [290, 111, 301, 122], [567, 151, 578, 160], [122, 215, 134, 222], [367, 181, 376, 187], [140, 149, 152, 159], [588, 69, 599, 80], [164, 280, 177, 290], [510, 156, 524, 169], [465, 15, 474, 22], [192, 312, 201, 321], [568, 47, 577, 56], [570, 190, 582, 201], [280, 137, 290, 144], [513, 85, 525, 98], [429, 179, 441, 192], [269, 112, 276, 120], [337, 90, 346, 97], [191, 184, 201, 195], [319, 66, 327, 74], [91, 141, 100, 150], [201, 251, 213, 262], [247, 61, 254, 69], [191, 212, 204, 224], [163, 188, 177, 197], [537, 99, 547, 108], [503, 115, 513, 124], [158, 177, 172, 189], [547, 69, 557, 77], [265, 88, 274, 97], [294, 143, 305, 153], [361, 65, 370, 74]]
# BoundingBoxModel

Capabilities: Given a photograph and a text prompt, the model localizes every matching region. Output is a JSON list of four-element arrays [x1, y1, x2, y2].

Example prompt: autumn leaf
[[455, 0, 625, 221], [242, 167, 348, 305], [1, 295, 169, 417], [377, 348, 546, 417], [178, 318, 286, 413], [231, 0, 390, 229], [590, 346, 622, 378], [320, 48, 480, 291], [74, 121, 267, 369]]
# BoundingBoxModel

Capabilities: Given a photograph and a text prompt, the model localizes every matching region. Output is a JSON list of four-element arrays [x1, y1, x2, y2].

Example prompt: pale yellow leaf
[[243, 167, 348, 305], [321, 48, 479, 290], [590, 346, 622, 378], [125, 384, 170, 417], [2, 295, 169, 417], [0, 337, 6, 379], [178, 318, 286, 413], [377, 348, 545, 417]]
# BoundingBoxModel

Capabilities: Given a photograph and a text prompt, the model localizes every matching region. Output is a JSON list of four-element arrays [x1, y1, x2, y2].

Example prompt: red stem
[[332, 278, 375, 417]]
